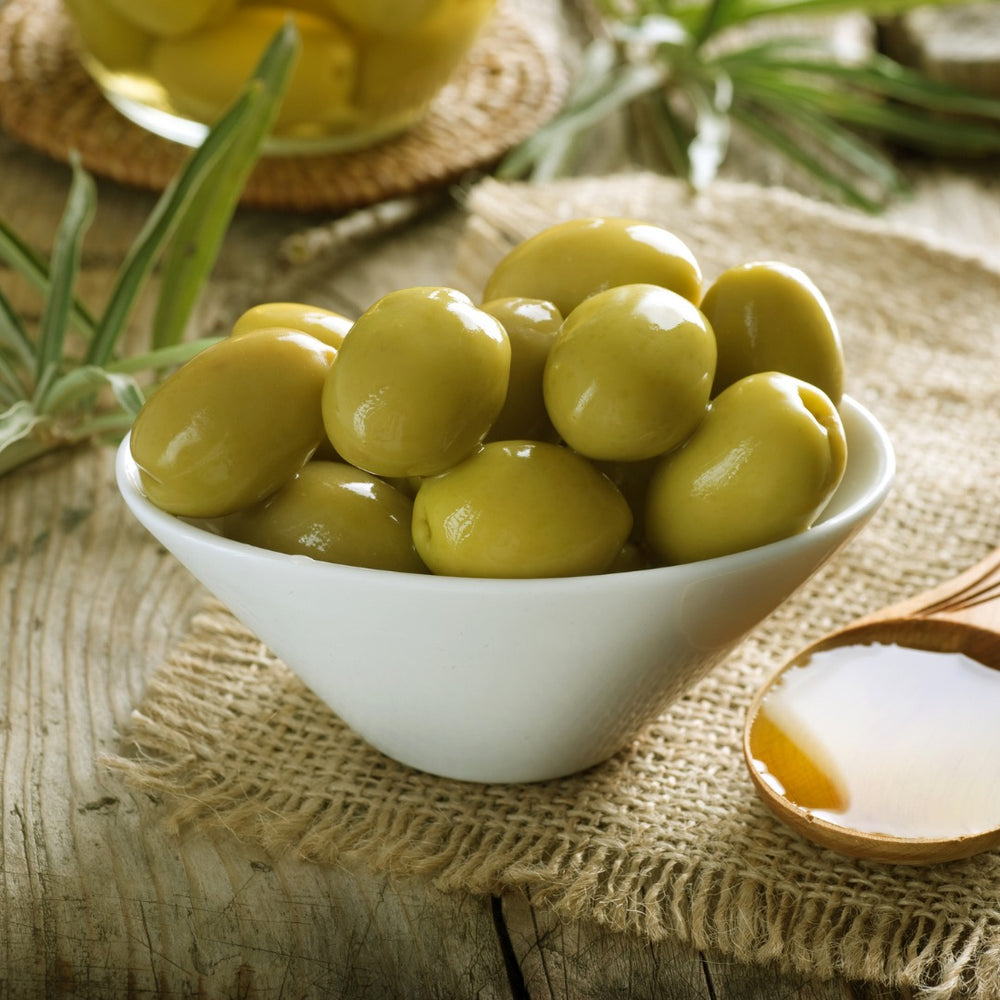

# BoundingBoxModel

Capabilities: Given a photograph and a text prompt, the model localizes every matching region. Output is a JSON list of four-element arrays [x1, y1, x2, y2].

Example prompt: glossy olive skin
[[323, 287, 510, 478], [700, 261, 845, 404], [644, 372, 848, 565], [481, 297, 562, 442], [412, 441, 633, 578], [482, 218, 703, 319], [543, 284, 717, 462], [130, 329, 335, 518], [231, 301, 353, 349], [223, 461, 427, 573]]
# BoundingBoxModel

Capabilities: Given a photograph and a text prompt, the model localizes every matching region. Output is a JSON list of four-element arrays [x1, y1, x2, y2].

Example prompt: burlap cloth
[[108, 175, 1000, 998]]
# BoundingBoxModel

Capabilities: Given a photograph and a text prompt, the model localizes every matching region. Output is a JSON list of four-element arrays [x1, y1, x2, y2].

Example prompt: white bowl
[[116, 396, 894, 784]]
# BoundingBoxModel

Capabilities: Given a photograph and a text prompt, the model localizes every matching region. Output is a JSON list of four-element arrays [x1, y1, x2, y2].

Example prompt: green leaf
[[83, 118, 240, 366], [103, 372, 145, 417], [694, 0, 741, 45], [0, 352, 25, 404], [734, 63, 1000, 153], [719, 44, 1000, 122], [720, 0, 977, 31], [856, 53, 1000, 120], [0, 399, 42, 451], [0, 211, 98, 344], [729, 70, 907, 189], [36, 363, 138, 417], [0, 285, 35, 379], [84, 22, 299, 368], [631, 90, 695, 176], [34, 155, 96, 391], [729, 101, 886, 210], [612, 14, 690, 47], [686, 69, 733, 188], [105, 336, 221, 376], [499, 59, 668, 178], [151, 21, 300, 349], [570, 37, 621, 105]]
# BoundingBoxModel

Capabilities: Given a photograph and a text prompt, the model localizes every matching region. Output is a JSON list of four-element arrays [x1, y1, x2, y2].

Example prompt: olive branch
[[500, 0, 1000, 211], [0, 22, 299, 479]]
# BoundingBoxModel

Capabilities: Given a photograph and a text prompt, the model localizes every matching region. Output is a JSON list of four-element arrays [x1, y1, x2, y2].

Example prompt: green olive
[[644, 371, 848, 565], [232, 302, 352, 350], [321, 0, 445, 34], [543, 284, 717, 461], [482, 218, 703, 318], [102, 0, 235, 38], [354, 0, 494, 116], [223, 461, 427, 573], [150, 7, 355, 131], [322, 287, 510, 478], [412, 441, 633, 578], [700, 261, 845, 404], [130, 329, 335, 518], [65, 0, 152, 70], [481, 297, 562, 442]]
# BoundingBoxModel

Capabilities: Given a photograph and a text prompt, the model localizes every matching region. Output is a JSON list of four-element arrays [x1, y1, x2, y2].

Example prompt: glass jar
[[62, 0, 497, 153]]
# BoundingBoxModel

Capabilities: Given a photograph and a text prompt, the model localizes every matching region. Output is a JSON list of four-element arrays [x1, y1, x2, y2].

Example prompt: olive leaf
[[501, 0, 1000, 209], [0, 22, 299, 479]]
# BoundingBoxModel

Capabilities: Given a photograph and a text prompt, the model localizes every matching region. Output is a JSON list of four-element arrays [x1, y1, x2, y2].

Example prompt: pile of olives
[[129, 217, 849, 579]]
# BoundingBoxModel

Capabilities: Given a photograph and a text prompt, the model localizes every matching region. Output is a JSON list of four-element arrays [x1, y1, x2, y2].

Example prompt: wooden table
[[2, 14, 1000, 997]]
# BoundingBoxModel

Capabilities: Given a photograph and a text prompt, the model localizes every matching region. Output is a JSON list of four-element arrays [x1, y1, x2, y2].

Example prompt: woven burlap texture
[[109, 175, 1000, 999]]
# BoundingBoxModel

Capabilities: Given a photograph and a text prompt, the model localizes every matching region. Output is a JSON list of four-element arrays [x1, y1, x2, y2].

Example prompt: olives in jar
[[223, 461, 427, 573], [150, 6, 356, 133], [482, 217, 703, 319], [644, 371, 848, 565], [354, 0, 492, 116], [481, 297, 562, 443], [64, 0, 152, 70], [231, 301, 353, 349], [700, 261, 845, 404], [64, 0, 497, 152], [100, 0, 235, 39], [543, 284, 717, 462], [129, 328, 335, 518], [412, 441, 633, 578], [322, 287, 510, 479], [325, 0, 443, 34]]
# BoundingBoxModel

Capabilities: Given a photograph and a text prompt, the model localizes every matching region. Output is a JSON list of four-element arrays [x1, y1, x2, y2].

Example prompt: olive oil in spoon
[[744, 544, 1000, 864]]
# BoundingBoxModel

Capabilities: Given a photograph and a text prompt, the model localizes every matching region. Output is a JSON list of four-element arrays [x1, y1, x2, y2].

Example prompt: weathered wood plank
[[500, 888, 709, 999], [0, 446, 514, 998], [499, 889, 870, 1000]]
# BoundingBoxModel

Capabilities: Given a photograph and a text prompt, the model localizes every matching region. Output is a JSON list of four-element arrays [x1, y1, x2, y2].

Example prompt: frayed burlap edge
[[109, 609, 1000, 1000], [108, 174, 1000, 999]]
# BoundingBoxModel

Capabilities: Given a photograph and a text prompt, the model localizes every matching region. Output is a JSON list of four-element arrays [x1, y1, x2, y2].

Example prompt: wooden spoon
[[743, 544, 1000, 865]]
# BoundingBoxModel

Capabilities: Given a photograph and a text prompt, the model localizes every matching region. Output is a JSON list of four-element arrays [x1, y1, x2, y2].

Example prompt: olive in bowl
[[116, 398, 893, 784]]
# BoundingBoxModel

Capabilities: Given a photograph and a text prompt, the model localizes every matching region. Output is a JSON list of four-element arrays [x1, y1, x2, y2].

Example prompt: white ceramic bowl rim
[[115, 393, 895, 595]]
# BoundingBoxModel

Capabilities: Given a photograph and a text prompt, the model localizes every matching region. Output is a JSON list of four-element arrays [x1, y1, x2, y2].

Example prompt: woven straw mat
[[108, 175, 1000, 998], [0, 0, 566, 212]]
